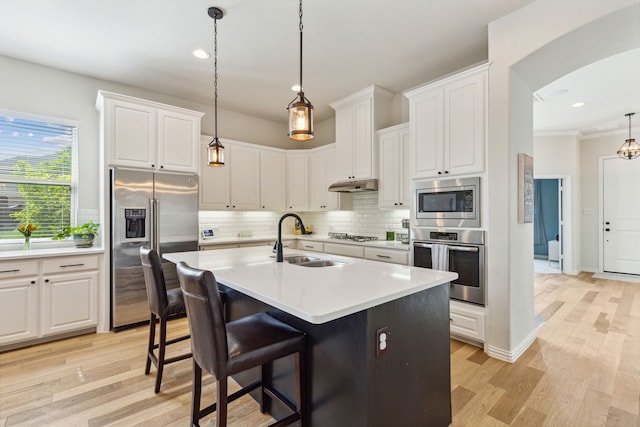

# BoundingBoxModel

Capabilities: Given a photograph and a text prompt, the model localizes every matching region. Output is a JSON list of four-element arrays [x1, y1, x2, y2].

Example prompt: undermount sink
[[277, 255, 346, 267], [283, 255, 320, 264], [296, 260, 346, 268]]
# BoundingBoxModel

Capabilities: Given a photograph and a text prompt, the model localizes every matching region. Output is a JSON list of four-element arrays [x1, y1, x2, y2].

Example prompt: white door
[[603, 158, 640, 274]]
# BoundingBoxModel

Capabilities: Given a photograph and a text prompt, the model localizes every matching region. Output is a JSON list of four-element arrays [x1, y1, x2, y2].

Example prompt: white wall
[[533, 134, 581, 274], [485, 0, 638, 360]]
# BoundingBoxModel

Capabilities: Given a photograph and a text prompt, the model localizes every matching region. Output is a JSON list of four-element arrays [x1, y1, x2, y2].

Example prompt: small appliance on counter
[[398, 219, 410, 243]]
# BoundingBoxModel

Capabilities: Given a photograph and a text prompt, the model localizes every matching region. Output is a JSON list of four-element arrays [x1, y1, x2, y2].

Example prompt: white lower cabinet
[[0, 261, 39, 344], [364, 247, 408, 265], [0, 254, 100, 347], [324, 243, 364, 258], [296, 241, 324, 252], [449, 300, 485, 342]]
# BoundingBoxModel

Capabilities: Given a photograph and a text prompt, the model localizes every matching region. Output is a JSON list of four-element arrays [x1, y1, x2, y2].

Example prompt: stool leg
[[216, 377, 228, 427], [191, 360, 202, 427], [154, 316, 167, 393], [145, 313, 156, 375], [297, 349, 308, 426], [260, 364, 268, 413]]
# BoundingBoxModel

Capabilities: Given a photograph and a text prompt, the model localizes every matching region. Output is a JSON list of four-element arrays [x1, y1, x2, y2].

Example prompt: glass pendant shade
[[207, 138, 225, 166], [617, 138, 640, 160], [288, 93, 314, 141], [617, 112, 639, 160]]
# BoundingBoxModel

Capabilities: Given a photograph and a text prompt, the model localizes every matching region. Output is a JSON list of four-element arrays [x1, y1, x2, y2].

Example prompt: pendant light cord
[[214, 15, 219, 140], [298, 0, 303, 93]]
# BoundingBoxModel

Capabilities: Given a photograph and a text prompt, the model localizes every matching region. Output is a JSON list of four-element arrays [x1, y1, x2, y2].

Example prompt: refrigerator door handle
[[154, 198, 161, 253], [150, 197, 157, 252]]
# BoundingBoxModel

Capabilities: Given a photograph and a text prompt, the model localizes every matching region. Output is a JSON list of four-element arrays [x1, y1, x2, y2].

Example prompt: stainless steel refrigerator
[[110, 167, 198, 330]]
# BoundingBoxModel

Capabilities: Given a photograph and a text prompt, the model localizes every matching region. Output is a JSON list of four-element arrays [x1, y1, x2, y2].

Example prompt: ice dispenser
[[124, 208, 146, 239]]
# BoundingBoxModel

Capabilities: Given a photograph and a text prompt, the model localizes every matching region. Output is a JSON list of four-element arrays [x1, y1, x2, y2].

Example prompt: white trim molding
[[485, 327, 538, 363]]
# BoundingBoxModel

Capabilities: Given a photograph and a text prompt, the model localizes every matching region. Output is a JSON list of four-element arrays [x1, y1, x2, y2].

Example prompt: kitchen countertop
[[0, 245, 105, 260], [164, 246, 455, 324], [199, 233, 411, 251]]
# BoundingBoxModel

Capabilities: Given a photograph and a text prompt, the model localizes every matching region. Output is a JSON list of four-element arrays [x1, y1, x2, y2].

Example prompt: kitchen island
[[164, 246, 457, 427]]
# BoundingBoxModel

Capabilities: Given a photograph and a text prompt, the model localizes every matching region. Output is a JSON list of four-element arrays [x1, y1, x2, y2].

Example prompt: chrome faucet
[[274, 213, 309, 262]]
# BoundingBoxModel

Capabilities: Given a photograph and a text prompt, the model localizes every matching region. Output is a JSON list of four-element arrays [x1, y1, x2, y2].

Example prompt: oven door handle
[[413, 243, 479, 253]]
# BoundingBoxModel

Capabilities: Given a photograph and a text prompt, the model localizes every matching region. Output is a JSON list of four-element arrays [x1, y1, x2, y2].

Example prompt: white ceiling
[[534, 48, 640, 136], [0, 0, 637, 134]]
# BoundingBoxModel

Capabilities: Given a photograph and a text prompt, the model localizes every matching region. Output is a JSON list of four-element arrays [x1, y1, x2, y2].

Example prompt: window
[[0, 113, 77, 241]]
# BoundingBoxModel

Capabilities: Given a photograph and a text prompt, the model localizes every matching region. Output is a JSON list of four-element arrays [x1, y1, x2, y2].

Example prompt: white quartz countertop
[[164, 246, 456, 324], [0, 245, 105, 260], [199, 234, 410, 251]]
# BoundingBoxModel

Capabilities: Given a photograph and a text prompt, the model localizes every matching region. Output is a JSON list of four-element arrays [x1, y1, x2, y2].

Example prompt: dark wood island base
[[222, 282, 452, 427]]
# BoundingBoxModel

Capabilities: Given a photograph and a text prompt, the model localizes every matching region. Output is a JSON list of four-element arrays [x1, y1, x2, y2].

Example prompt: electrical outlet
[[376, 327, 388, 357]]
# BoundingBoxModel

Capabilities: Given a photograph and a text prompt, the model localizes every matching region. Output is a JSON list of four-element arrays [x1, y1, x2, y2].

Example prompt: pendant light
[[207, 7, 225, 167], [617, 112, 640, 160], [287, 0, 314, 141]]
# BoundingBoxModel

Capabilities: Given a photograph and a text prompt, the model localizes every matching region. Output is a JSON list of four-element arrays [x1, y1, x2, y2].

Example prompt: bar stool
[[140, 247, 192, 393], [176, 261, 307, 427]]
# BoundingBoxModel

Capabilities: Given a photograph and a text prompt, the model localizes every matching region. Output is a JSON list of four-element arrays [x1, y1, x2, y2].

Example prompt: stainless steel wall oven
[[412, 228, 485, 306]]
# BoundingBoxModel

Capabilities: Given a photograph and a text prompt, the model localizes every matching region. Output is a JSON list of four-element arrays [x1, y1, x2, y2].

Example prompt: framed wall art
[[518, 153, 533, 223]]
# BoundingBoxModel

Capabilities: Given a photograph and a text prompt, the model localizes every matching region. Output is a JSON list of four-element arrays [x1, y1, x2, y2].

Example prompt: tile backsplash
[[199, 192, 409, 239]]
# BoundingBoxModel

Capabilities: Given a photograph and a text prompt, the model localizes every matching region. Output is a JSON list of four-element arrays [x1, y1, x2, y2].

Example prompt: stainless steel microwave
[[413, 177, 480, 228]]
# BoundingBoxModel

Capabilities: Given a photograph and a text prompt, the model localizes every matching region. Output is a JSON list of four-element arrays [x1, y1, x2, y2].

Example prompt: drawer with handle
[[364, 247, 408, 265], [297, 241, 324, 252], [42, 255, 100, 274], [0, 260, 39, 278]]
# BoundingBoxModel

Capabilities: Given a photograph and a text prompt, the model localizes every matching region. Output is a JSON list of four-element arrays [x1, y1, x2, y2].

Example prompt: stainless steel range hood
[[328, 179, 378, 193]]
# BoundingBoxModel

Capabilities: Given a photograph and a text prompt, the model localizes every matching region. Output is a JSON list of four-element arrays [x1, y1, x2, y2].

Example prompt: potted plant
[[53, 220, 100, 248]]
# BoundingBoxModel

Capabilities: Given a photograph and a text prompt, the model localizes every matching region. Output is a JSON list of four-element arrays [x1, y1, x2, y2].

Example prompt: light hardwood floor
[[1, 272, 639, 426]]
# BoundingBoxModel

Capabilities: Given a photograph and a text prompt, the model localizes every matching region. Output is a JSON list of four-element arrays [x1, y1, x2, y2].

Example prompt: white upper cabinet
[[229, 144, 261, 210], [377, 123, 410, 209], [309, 144, 339, 210], [199, 138, 261, 210], [287, 151, 309, 211], [260, 149, 287, 211], [97, 91, 204, 173], [405, 64, 487, 179], [330, 86, 393, 182]]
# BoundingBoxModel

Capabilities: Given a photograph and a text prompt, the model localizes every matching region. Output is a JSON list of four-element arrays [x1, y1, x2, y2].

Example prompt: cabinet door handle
[[438, 171, 442, 175], [304, 245, 314, 249], [45, 279, 50, 283], [376, 255, 391, 259], [60, 263, 85, 268], [30, 280, 36, 285], [0, 269, 20, 274], [444, 170, 449, 174]]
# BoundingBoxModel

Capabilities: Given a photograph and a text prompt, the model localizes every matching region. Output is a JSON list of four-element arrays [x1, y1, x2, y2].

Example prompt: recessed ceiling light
[[571, 102, 586, 108], [193, 49, 210, 59]]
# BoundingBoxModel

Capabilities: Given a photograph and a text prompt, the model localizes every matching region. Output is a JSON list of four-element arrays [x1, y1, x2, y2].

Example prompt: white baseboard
[[486, 327, 537, 363], [592, 272, 640, 283], [581, 267, 597, 273]]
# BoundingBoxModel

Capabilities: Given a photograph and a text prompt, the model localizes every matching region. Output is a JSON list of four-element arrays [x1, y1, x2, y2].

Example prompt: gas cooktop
[[328, 232, 379, 242]]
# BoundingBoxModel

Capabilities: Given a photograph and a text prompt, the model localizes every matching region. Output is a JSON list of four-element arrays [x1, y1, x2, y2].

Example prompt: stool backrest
[[176, 262, 228, 377], [140, 247, 169, 316]]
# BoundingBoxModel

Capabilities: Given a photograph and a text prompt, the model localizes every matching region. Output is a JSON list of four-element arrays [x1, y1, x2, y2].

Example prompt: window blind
[[0, 114, 75, 240]]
